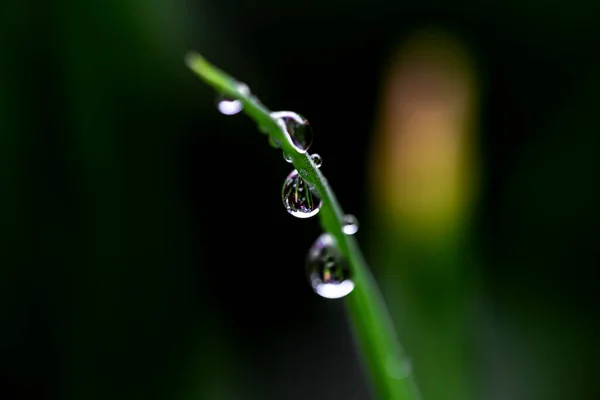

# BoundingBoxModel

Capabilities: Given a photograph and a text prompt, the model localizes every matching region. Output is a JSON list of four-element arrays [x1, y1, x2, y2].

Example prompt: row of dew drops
[[218, 87, 359, 299]]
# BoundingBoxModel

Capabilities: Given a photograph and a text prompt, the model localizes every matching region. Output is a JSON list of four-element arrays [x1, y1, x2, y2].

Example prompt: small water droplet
[[237, 83, 250, 94], [386, 357, 412, 380], [283, 152, 292, 163], [268, 136, 282, 148], [306, 233, 354, 299], [250, 94, 263, 106], [258, 124, 269, 134], [341, 214, 359, 235], [215, 83, 250, 116], [310, 153, 322, 168], [216, 95, 242, 115], [282, 170, 322, 219], [270, 111, 313, 153]]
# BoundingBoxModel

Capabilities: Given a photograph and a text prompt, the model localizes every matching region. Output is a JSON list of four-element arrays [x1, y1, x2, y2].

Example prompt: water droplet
[[270, 111, 313, 153], [282, 170, 322, 219], [306, 233, 354, 299], [310, 153, 322, 168], [283, 152, 292, 163], [215, 83, 250, 115], [386, 357, 412, 380], [216, 95, 242, 115], [341, 214, 359, 235], [268, 136, 281, 148], [258, 124, 269, 134]]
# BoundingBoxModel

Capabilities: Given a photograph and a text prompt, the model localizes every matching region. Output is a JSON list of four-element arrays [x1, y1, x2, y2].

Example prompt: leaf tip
[[184, 51, 207, 73]]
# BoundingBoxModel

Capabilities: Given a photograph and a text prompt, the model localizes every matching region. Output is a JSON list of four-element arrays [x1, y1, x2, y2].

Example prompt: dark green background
[[1, 1, 599, 399]]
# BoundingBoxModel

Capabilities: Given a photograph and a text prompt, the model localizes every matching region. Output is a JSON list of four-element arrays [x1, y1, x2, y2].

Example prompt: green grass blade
[[185, 51, 421, 400]]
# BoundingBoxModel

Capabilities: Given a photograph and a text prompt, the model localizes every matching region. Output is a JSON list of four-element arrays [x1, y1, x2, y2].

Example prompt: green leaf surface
[[185, 51, 421, 400]]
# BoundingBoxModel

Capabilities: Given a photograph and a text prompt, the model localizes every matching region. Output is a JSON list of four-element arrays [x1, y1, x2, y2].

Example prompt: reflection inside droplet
[[282, 169, 322, 219], [314, 280, 355, 299]]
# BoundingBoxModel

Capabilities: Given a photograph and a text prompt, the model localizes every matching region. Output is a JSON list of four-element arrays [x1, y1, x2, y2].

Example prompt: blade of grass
[[185, 51, 421, 400]]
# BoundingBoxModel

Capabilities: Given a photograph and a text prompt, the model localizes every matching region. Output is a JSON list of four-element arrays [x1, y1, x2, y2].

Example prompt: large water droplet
[[215, 83, 250, 115], [283, 152, 292, 163], [270, 111, 313, 153], [341, 214, 359, 235], [310, 153, 322, 168], [282, 169, 322, 219], [306, 233, 354, 299]]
